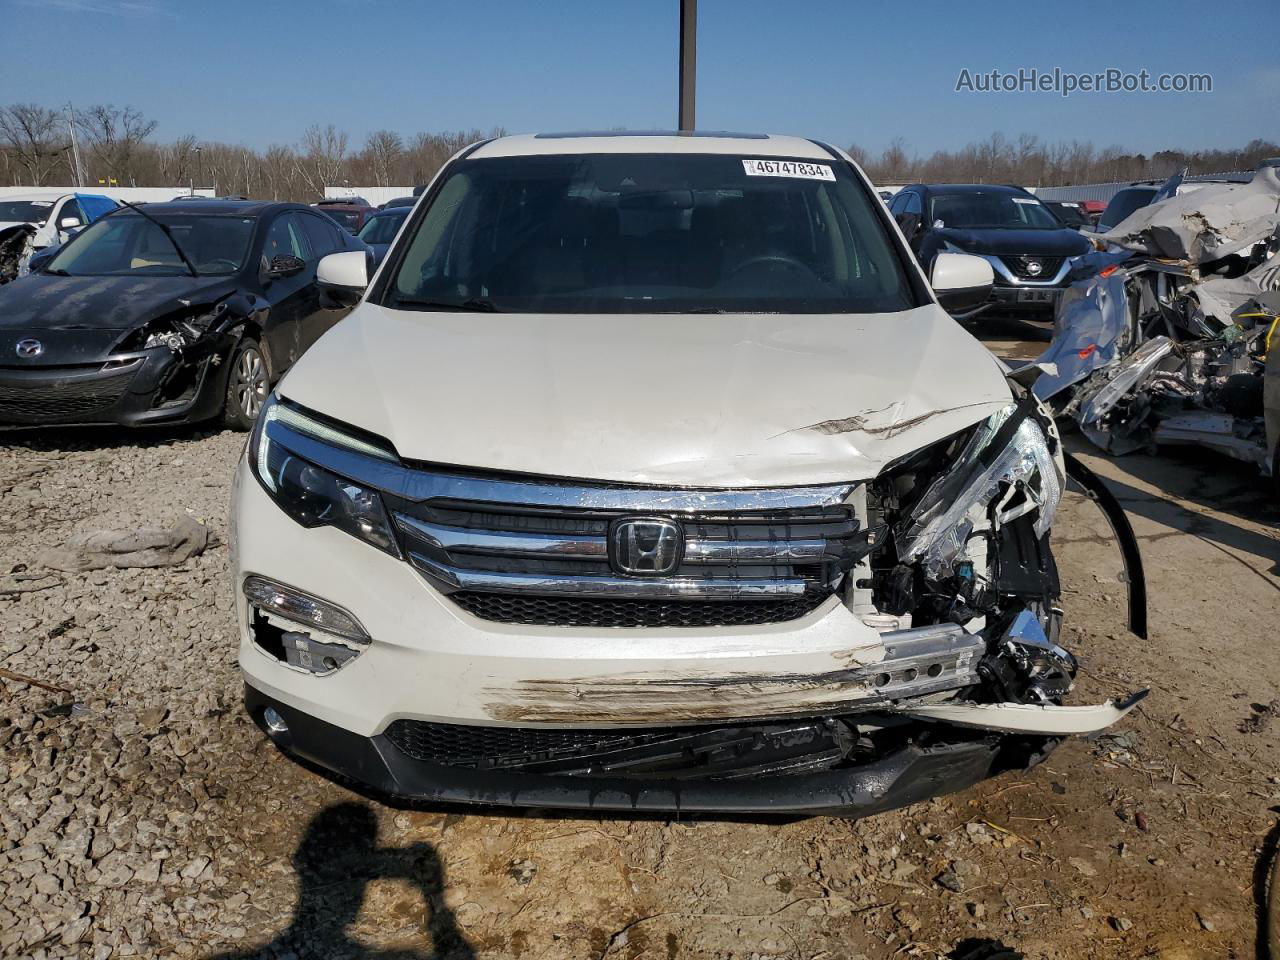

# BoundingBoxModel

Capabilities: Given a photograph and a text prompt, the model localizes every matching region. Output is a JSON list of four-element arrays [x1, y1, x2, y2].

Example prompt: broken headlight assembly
[[896, 401, 1062, 581], [249, 393, 401, 558], [112, 301, 230, 352]]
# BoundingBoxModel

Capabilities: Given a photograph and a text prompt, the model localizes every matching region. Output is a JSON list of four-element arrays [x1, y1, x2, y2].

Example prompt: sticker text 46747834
[[742, 159, 835, 181]]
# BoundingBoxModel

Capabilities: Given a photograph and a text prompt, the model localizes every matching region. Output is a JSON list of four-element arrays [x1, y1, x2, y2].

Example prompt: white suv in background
[[231, 132, 1145, 816]]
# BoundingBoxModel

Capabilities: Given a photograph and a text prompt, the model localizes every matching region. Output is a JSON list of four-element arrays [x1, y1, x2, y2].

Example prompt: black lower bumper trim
[[245, 686, 1045, 816]]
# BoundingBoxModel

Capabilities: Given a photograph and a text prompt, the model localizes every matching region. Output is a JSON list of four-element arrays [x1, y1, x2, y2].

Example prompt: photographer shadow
[[209, 802, 474, 960]]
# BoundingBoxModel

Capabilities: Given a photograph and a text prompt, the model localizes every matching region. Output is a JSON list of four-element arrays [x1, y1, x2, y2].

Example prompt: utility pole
[[678, 0, 696, 131], [65, 102, 85, 187], [195, 145, 203, 194]]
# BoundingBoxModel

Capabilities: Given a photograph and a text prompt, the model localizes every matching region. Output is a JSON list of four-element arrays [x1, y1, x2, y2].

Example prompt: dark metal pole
[[678, 0, 697, 131]]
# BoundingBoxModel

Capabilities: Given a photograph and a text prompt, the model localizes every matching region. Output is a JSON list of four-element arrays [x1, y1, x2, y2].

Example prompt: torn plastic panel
[[1063, 453, 1148, 639], [902, 689, 1148, 735], [1034, 263, 1135, 403], [1085, 161, 1280, 262]]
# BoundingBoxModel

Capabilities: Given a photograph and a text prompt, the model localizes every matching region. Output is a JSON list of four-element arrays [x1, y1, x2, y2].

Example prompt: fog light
[[242, 575, 369, 642], [263, 706, 289, 736]]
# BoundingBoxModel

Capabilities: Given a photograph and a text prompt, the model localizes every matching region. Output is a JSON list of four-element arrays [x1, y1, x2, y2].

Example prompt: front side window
[[384, 153, 919, 314], [47, 213, 256, 276], [928, 191, 1059, 229], [264, 213, 311, 262], [300, 213, 343, 257]]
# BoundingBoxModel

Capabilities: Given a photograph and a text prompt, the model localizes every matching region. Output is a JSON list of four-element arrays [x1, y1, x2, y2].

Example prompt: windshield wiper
[[109, 200, 199, 278], [394, 296, 501, 312]]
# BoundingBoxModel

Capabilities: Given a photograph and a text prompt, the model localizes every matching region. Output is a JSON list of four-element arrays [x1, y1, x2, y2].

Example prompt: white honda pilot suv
[[231, 132, 1144, 815]]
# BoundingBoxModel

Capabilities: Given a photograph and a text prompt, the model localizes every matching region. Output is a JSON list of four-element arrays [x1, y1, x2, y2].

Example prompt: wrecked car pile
[[1035, 161, 1280, 477]]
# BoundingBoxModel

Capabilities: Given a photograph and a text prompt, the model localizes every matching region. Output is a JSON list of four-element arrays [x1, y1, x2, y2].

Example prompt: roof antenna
[[678, 0, 697, 132]]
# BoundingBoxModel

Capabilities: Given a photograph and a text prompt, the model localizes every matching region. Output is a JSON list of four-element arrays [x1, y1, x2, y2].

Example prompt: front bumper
[[0, 339, 232, 427], [245, 684, 1056, 815]]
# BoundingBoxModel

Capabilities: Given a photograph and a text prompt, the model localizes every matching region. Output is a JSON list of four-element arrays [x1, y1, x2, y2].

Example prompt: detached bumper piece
[[245, 686, 1056, 815]]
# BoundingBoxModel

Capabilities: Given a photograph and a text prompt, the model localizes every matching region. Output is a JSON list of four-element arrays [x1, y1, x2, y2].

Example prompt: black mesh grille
[[386, 720, 663, 765], [383, 716, 849, 778], [451, 590, 830, 627], [999, 255, 1065, 281], [0, 365, 138, 424]]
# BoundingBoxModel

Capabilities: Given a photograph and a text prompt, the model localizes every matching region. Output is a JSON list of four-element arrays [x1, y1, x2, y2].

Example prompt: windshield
[[47, 212, 255, 276], [1099, 188, 1155, 230], [928, 191, 1060, 229], [0, 200, 55, 224], [358, 211, 407, 245], [384, 153, 919, 314]]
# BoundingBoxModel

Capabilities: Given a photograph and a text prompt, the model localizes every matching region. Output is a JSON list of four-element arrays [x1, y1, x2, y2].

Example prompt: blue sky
[[2, 0, 1276, 156]]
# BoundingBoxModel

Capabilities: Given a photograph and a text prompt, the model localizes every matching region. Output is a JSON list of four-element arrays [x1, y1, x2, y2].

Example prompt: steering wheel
[[199, 259, 239, 273], [726, 253, 817, 280]]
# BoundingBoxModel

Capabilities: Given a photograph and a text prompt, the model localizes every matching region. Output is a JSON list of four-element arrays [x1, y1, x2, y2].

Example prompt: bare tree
[[157, 134, 198, 186], [362, 130, 403, 188], [77, 104, 157, 185], [0, 104, 67, 186], [294, 124, 348, 198]]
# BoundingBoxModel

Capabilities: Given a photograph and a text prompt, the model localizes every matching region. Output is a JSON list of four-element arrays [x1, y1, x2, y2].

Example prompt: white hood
[[279, 303, 1012, 487]]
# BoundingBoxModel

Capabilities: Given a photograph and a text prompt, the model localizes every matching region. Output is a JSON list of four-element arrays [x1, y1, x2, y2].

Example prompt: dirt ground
[[1, 324, 1278, 960]]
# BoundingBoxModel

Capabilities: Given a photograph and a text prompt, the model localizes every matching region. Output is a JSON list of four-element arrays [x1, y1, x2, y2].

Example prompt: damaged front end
[[0, 224, 36, 285], [1037, 161, 1280, 476], [0, 293, 254, 427], [241, 387, 1147, 816]]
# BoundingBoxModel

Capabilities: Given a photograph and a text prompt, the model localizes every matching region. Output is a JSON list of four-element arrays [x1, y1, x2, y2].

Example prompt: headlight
[[249, 394, 401, 557], [897, 404, 1061, 579]]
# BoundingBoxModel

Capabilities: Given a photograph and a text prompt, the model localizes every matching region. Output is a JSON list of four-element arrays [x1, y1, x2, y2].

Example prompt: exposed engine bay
[[0, 224, 35, 285]]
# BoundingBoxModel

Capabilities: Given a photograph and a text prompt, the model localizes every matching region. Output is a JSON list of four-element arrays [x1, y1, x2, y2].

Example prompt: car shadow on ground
[[205, 802, 475, 960], [0, 422, 228, 454], [1071, 441, 1280, 574]]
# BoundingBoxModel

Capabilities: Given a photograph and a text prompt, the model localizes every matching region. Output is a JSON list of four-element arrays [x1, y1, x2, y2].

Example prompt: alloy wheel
[[235, 346, 268, 419]]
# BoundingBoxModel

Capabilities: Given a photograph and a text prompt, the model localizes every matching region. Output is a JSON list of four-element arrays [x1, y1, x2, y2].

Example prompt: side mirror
[[317, 250, 367, 307], [267, 254, 306, 278], [58, 216, 82, 230], [931, 252, 993, 315]]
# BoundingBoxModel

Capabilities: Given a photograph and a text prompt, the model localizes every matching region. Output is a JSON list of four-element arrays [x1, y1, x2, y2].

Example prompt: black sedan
[[0, 200, 367, 430], [889, 184, 1090, 318]]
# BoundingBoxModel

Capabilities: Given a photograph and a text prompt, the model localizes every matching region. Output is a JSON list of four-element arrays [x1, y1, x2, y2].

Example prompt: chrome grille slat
[[395, 514, 609, 559], [683, 538, 829, 563], [393, 513, 831, 565], [408, 552, 809, 598]]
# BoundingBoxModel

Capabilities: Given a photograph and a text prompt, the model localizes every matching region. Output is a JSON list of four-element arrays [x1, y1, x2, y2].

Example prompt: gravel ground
[[1, 408, 1278, 959]]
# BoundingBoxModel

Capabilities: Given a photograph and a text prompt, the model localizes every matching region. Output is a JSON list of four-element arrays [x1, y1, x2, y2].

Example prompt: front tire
[[224, 336, 270, 431]]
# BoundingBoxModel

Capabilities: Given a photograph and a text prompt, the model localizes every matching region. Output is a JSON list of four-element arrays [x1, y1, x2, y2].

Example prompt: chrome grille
[[384, 477, 863, 624]]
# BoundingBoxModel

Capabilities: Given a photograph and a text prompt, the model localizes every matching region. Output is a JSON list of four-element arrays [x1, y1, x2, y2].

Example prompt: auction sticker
[[742, 159, 835, 181]]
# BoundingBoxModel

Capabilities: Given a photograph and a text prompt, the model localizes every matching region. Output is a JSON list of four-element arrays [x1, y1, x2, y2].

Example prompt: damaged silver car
[[1037, 160, 1280, 479], [234, 133, 1147, 816]]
